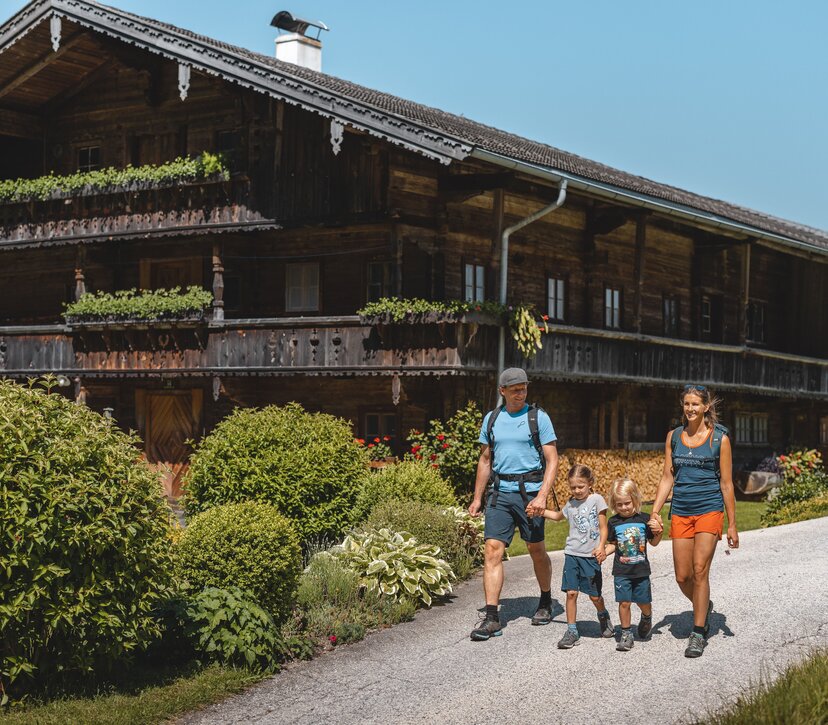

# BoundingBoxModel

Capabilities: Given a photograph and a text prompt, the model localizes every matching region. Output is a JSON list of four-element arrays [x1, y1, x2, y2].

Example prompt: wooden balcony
[[522, 326, 828, 399], [0, 319, 825, 398], [0, 176, 277, 248]]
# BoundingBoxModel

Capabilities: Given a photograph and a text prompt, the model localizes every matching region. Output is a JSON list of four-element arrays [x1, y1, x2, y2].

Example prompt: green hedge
[[0, 379, 173, 701], [353, 460, 457, 523], [184, 403, 368, 542], [762, 493, 828, 527], [175, 503, 301, 623]]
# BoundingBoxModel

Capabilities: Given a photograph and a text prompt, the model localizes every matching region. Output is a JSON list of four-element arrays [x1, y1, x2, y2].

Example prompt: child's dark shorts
[[561, 554, 602, 596], [484, 490, 545, 546], [613, 575, 652, 604]]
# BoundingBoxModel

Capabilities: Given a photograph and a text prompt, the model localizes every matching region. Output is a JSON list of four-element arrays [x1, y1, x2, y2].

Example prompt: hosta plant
[[442, 505, 486, 565], [336, 528, 454, 608]]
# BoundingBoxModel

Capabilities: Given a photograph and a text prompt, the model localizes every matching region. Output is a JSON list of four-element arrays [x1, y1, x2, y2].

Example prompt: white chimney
[[271, 11, 328, 72]]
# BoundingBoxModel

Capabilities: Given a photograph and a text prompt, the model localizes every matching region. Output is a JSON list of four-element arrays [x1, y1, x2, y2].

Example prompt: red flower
[[430, 454, 437, 461], [442, 443, 450, 449], [368, 443, 375, 448], [432, 464, 439, 469], [329, 635, 337, 645], [542, 314, 549, 321], [383, 435, 391, 441], [436, 434, 445, 441], [374, 437, 381, 443], [411, 444, 421, 453], [415, 453, 422, 460], [356, 438, 365, 445]]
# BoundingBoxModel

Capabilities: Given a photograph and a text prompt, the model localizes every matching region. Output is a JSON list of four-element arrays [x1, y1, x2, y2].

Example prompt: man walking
[[468, 367, 559, 640]]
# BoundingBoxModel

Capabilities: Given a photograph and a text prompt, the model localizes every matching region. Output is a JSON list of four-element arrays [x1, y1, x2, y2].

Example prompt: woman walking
[[649, 384, 739, 658]]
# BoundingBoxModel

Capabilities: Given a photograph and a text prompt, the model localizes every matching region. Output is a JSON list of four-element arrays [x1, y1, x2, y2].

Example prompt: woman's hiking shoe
[[557, 630, 581, 649], [684, 632, 707, 658], [637, 616, 653, 639], [616, 631, 634, 651], [531, 604, 552, 625], [470, 616, 502, 641], [703, 600, 714, 637], [598, 611, 615, 638]]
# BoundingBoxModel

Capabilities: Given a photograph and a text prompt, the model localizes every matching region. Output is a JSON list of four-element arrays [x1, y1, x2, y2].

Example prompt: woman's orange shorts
[[671, 510, 723, 539]]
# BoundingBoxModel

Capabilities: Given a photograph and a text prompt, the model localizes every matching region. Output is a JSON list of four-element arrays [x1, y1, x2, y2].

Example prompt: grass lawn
[[0, 663, 264, 725], [507, 499, 767, 557], [696, 649, 828, 724]]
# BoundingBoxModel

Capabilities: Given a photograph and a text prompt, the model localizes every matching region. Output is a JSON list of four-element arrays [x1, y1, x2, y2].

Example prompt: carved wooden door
[[141, 390, 202, 500]]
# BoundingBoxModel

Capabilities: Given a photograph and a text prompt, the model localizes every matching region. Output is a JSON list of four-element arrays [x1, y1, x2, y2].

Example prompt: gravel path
[[178, 517, 828, 725]]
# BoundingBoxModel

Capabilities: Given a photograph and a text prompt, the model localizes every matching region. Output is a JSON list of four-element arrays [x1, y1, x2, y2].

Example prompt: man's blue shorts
[[484, 490, 544, 546], [613, 575, 652, 604], [561, 554, 602, 596]]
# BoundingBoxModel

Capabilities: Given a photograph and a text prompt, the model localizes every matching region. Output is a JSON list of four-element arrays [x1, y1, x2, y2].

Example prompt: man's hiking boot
[[637, 616, 652, 640], [470, 616, 502, 641], [703, 600, 714, 637], [616, 630, 634, 652], [557, 629, 581, 649], [684, 632, 707, 658], [598, 611, 614, 638], [531, 604, 552, 626]]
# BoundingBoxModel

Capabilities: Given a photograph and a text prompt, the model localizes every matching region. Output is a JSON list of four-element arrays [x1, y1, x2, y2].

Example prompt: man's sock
[[692, 625, 706, 636], [640, 613, 652, 621], [539, 590, 552, 606], [485, 604, 499, 620], [567, 623, 578, 634], [597, 609, 609, 618]]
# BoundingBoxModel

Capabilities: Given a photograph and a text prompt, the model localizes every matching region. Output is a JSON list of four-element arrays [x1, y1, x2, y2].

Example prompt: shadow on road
[[651, 609, 735, 639], [487, 596, 565, 628]]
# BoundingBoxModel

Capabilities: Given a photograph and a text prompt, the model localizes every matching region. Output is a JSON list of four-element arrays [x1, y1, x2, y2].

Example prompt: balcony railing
[[0, 319, 825, 397]]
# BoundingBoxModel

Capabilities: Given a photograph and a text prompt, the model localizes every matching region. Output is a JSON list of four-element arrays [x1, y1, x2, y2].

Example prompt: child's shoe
[[616, 630, 634, 651], [637, 614, 652, 639], [557, 629, 581, 649], [598, 611, 614, 638]]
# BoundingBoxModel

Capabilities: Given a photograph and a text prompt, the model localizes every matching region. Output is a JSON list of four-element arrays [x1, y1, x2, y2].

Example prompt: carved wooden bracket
[[178, 63, 191, 101], [330, 119, 344, 156], [50, 15, 62, 51]]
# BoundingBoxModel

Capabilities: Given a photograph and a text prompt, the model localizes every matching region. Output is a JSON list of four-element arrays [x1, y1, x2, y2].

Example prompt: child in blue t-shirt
[[604, 478, 663, 652], [539, 464, 613, 648]]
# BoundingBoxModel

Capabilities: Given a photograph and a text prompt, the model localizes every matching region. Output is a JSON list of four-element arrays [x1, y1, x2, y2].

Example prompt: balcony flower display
[[63, 286, 213, 324]]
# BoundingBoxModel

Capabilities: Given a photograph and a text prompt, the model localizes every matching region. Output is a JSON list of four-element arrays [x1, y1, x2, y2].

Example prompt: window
[[747, 301, 766, 343], [367, 261, 395, 302], [820, 417, 828, 446], [77, 146, 101, 172], [663, 296, 679, 337], [604, 286, 622, 329], [734, 413, 769, 445], [701, 296, 712, 334], [364, 412, 398, 450], [464, 263, 485, 303], [216, 130, 239, 168], [285, 263, 319, 312], [547, 276, 566, 322]]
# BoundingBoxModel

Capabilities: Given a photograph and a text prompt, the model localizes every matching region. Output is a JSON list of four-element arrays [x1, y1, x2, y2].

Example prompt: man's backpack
[[485, 403, 546, 473], [670, 422, 730, 480]]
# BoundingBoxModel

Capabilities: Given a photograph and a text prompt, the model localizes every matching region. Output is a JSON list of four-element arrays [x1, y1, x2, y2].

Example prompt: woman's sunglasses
[[683, 384, 707, 392]]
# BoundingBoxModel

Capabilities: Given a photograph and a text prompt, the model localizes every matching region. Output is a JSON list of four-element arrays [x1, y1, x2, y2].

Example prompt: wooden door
[[138, 390, 202, 500]]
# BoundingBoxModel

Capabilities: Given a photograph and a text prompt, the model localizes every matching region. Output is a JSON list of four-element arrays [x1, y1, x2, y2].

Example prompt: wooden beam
[[633, 213, 647, 334], [739, 240, 752, 345], [492, 188, 505, 301], [0, 32, 87, 101], [0, 107, 42, 138], [43, 57, 115, 113], [582, 203, 597, 327]]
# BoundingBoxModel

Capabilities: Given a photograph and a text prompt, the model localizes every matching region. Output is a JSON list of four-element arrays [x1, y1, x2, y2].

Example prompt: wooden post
[[492, 188, 505, 301], [582, 203, 596, 327], [739, 241, 751, 345], [633, 213, 647, 334], [212, 242, 224, 321], [74, 246, 86, 300]]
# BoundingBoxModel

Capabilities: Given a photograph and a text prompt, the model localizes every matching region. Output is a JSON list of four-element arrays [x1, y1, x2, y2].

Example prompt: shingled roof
[[2, 0, 827, 254]]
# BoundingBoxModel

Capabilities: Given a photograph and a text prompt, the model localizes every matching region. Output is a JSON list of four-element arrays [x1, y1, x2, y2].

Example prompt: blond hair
[[567, 463, 595, 489], [608, 478, 642, 513]]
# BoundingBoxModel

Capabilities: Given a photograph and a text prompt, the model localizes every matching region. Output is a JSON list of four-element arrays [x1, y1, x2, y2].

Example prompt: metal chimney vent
[[270, 11, 329, 71]]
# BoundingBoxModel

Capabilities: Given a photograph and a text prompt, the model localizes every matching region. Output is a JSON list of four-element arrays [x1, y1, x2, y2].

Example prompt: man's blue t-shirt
[[478, 405, 556, 493]]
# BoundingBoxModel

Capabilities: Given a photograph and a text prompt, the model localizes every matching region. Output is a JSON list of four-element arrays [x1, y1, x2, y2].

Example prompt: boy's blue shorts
[[614, 575, 652, 604], [484, 490, 545, 546], [561, 554, 602, 596]]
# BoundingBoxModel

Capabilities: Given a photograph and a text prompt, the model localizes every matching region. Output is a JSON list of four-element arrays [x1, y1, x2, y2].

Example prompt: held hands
[[648, 513, 664, 535], [593, 546, 607, 563], [525, 495, 546, 518]]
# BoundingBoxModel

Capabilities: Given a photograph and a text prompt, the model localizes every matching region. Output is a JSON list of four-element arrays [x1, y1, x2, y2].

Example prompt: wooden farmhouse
[[1, 0, 826, 497]]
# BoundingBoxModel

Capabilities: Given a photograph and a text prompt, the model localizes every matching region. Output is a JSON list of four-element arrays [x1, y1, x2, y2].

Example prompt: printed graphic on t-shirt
[[614, 522, 647, 564], [573, 504, 601, 544]]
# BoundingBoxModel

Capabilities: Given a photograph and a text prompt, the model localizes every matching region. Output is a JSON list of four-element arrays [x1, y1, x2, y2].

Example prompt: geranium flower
[[436, 434, 445, 441]]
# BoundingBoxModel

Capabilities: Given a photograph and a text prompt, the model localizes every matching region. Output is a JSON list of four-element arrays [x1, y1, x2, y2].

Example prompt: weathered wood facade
[[1, 0, 827, 495]]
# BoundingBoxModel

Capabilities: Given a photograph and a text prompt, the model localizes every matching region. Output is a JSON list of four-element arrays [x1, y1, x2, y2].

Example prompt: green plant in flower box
[[64, 286, 213, 322]]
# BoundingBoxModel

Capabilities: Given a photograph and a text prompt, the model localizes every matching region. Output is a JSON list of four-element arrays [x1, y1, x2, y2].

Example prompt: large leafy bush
[[366, 499, 475, 579], [184, 403, 368, 541], [162, 587, 283, 673], [762, 493, 828, 527], [336, 528, 454, 608], [0, 380, 173, 700], [175, 502, 301, 623], [763, 449, 827, 525], [353, 460, 456, 523], [407, 402, 484, 501]]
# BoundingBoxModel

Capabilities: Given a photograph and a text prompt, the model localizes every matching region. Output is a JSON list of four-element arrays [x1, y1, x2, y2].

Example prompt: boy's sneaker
[[616, 630, 634, 652], [684, 632, 707, 658], [531, 604, 552, 626], [598, 611, 614, 638], [703, 600, 714, 637], [637, 616, 652, 640], [557, 629, 581, 649], [470, 616, 502, 641]]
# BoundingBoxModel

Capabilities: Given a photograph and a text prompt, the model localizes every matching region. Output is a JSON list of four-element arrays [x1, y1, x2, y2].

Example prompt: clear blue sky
[[3, 0, 827, 230]]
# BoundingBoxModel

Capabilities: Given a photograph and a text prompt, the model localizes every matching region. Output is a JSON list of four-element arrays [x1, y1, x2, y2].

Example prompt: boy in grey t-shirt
[[539, 466, 613, 648]]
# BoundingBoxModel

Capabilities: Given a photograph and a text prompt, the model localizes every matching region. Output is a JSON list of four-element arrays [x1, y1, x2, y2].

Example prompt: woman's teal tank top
[[670, 427, 725, 517]]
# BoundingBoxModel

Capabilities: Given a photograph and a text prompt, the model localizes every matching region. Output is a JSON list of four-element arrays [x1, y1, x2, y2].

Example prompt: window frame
[[663, 294, 680, 338], [77, 145, 101, 173], [820, 416, 828, 447], [734, 412, 769, 446], [547, 275, 567, 323], [285, 262, 320, 312], [747, 300, 766, 344], [464, 262, 485, 303], [366, 260, 395, 303], [603, 284, 622, 330]]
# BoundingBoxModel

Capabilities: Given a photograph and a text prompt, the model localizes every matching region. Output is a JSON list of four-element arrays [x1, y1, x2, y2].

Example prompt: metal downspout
[[497, 180, 568, 401]]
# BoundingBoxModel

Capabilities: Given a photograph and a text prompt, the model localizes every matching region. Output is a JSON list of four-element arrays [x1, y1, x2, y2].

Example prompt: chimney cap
[[270, 11, 328, 40]]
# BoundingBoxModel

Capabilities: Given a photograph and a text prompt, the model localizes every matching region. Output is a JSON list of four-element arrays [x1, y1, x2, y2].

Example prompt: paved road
[[179, 518, 828, 725]]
